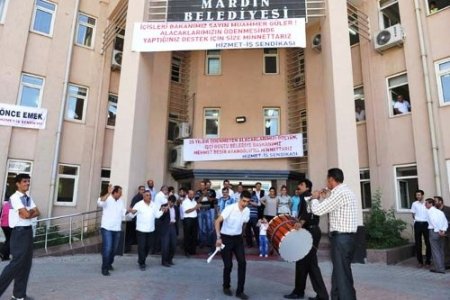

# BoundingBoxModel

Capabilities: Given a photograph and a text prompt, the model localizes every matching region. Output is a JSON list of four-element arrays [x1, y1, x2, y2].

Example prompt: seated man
[[393, 95, 411, 115]]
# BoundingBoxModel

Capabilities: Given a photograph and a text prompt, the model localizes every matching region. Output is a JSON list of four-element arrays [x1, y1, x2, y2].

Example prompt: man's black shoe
[[108, 265, 114, 271], [284, 292, 304, 299], [101, 269, 110, 276], [235, 292, 249, 300], [162, 263, 171, 267], [223, 288, 233, 296], [430, 269, 445, 274], [139, 264, 146, 271], [169, 261, 175, 265]]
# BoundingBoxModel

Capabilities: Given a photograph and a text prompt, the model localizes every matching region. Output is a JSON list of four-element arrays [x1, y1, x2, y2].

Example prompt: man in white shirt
[[411, 189, 431, 267], [0, 174, 40, 300], [425, 198, 448, 274], [152, 185, 169, 254], [393, 94, 411, 115], [182, 190, 200, 256], [215, 190, 251, 300], [97, 185, 126, 276], [128, 191, 163, 270]]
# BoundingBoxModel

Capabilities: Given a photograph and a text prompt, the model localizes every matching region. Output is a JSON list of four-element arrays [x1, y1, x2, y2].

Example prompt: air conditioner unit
[[111, 49, 122, 69], [374, 24, 405, 52], [169, 145, 186, 169], [173, 122, 190, 139], [293, 74, 305, 88], [312, 34, 321, 52]]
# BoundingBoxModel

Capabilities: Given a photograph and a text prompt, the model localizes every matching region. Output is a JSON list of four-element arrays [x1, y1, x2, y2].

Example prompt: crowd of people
[[1, 169, 449, 300], [410, 190, 450, 274]]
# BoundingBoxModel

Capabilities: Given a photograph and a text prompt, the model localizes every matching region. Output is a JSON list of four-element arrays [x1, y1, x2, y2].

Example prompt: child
[[258, 217, 269, 257]]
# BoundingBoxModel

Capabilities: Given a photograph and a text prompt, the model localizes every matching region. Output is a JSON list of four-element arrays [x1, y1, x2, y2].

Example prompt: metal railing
[[33, 210, 102, 254]]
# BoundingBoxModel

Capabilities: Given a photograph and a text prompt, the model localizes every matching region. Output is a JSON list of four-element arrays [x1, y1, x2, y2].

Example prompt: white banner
[[183, 133, 303, 161], [0, 103, 47, 129], [132, 18, 306, 52]]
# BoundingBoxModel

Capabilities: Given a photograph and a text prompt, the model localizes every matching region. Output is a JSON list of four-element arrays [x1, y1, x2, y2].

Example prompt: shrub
[[364, 191, 408, 249]]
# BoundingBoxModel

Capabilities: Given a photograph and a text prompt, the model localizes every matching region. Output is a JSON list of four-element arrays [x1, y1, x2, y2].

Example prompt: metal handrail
[[33, 209, 102, 253]]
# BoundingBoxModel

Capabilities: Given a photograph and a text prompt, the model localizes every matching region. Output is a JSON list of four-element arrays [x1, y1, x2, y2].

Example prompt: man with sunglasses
[[215, 190, 251, 300], [0, 173, 40, 300]]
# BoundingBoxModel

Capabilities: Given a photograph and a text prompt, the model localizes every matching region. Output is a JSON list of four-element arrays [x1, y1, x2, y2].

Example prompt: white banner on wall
[[0, 103, 47, 129], [183, 133, 303, 161], [132, 18, 306, 52]]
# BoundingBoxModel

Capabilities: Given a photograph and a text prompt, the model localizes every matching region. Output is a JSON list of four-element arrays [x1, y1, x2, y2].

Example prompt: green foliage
[[364, 191, 408, 249], [33, 225, 70, 249]]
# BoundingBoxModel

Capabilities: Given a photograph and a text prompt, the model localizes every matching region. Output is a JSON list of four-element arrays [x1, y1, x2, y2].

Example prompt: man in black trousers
[[0, 174, 40, 300], [160, 195, 179, 267], [284, 179, 328, 300]]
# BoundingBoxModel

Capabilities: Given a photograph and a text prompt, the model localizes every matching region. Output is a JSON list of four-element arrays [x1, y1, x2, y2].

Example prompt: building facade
[[0, 0, 449, 238]]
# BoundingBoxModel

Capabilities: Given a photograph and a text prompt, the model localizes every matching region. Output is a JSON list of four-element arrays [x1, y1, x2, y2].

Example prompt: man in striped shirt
[[311, 168, 358, 300]]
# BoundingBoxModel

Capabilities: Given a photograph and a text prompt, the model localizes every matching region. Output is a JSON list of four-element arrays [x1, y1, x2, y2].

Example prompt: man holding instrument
[[285, 179, 328, 300], [310, 168, 358, 300], [215, 190, 251, 300]]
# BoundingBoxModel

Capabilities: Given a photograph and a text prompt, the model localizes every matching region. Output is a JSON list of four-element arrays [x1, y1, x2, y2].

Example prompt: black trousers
[[414, 221, 431, 264], [183, 217, 198, 255], [1, 226, 12, 259], [0, 226, 33, 299], [245, 218, 259, 247], [221, 234, 246, 294], [152, 219, 162, 254], [294, 226, 328, 299], [161, 224, 177, 264], [330, 233, 356, 300], [136, 230, 154, 266]]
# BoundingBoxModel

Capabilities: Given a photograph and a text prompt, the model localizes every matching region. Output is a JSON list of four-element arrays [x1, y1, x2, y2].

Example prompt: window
[[263, 48, 278, 74], [264, 108, 280, 136], [100, 168, 110, 196], [300, 109, 308, 156], [436, 59, 450, 105], [354, 86, 365, 122], [18, 73, 45, 108], [348, 13, 360, 46], [55, 164, 79, 205], [427, 0, 450, 14], [395, 165, 418, 210], [3, 159, 33, 200], [31, 0, 56, 36], [107, 94, 118, 127], [75, 13, 96, 48], [379, 0, 401, 29], [387, 73, 410, 116], [360, 169, 372, 209], [206, 50, 221, 75], [171, 56, 182, 83], [204, 108, 220, 137], [0, 0, 9, 23], [65, 84, 88, 122]]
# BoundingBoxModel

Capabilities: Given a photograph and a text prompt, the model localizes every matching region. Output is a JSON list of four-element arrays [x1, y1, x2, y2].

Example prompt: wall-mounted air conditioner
[[312, 34, 321, 52], [174, 121, 190, 139], [374, 24, 405, 52], [169, 145, 186, 169], [111, 49, 122, 69]]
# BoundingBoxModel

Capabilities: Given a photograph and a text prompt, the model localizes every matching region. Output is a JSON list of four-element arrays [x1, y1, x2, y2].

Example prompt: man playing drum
[[215, 190, 251, 300], [284, 179, 329, 300]]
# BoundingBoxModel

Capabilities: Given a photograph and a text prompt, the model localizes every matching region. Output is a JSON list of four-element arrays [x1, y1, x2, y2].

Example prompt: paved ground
[[0, 253, 449, 300]]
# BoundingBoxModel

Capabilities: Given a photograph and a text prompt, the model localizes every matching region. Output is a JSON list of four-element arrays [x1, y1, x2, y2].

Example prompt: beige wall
[[1, 0, 450, 238]]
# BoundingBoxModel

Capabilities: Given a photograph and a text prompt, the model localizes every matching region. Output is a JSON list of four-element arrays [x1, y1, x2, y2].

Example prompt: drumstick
[[207, 244, 225, 263]]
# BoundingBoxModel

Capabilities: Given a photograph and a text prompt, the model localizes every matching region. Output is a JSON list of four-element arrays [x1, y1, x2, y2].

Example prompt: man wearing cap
[[215, 190, 251, 300], [0, 173, 40, 300]]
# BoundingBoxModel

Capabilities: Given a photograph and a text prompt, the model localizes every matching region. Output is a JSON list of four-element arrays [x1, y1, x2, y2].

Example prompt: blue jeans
[[101, 228, 121, 271], [259, 235, 268, 256], [198, 209, 215, 247]]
